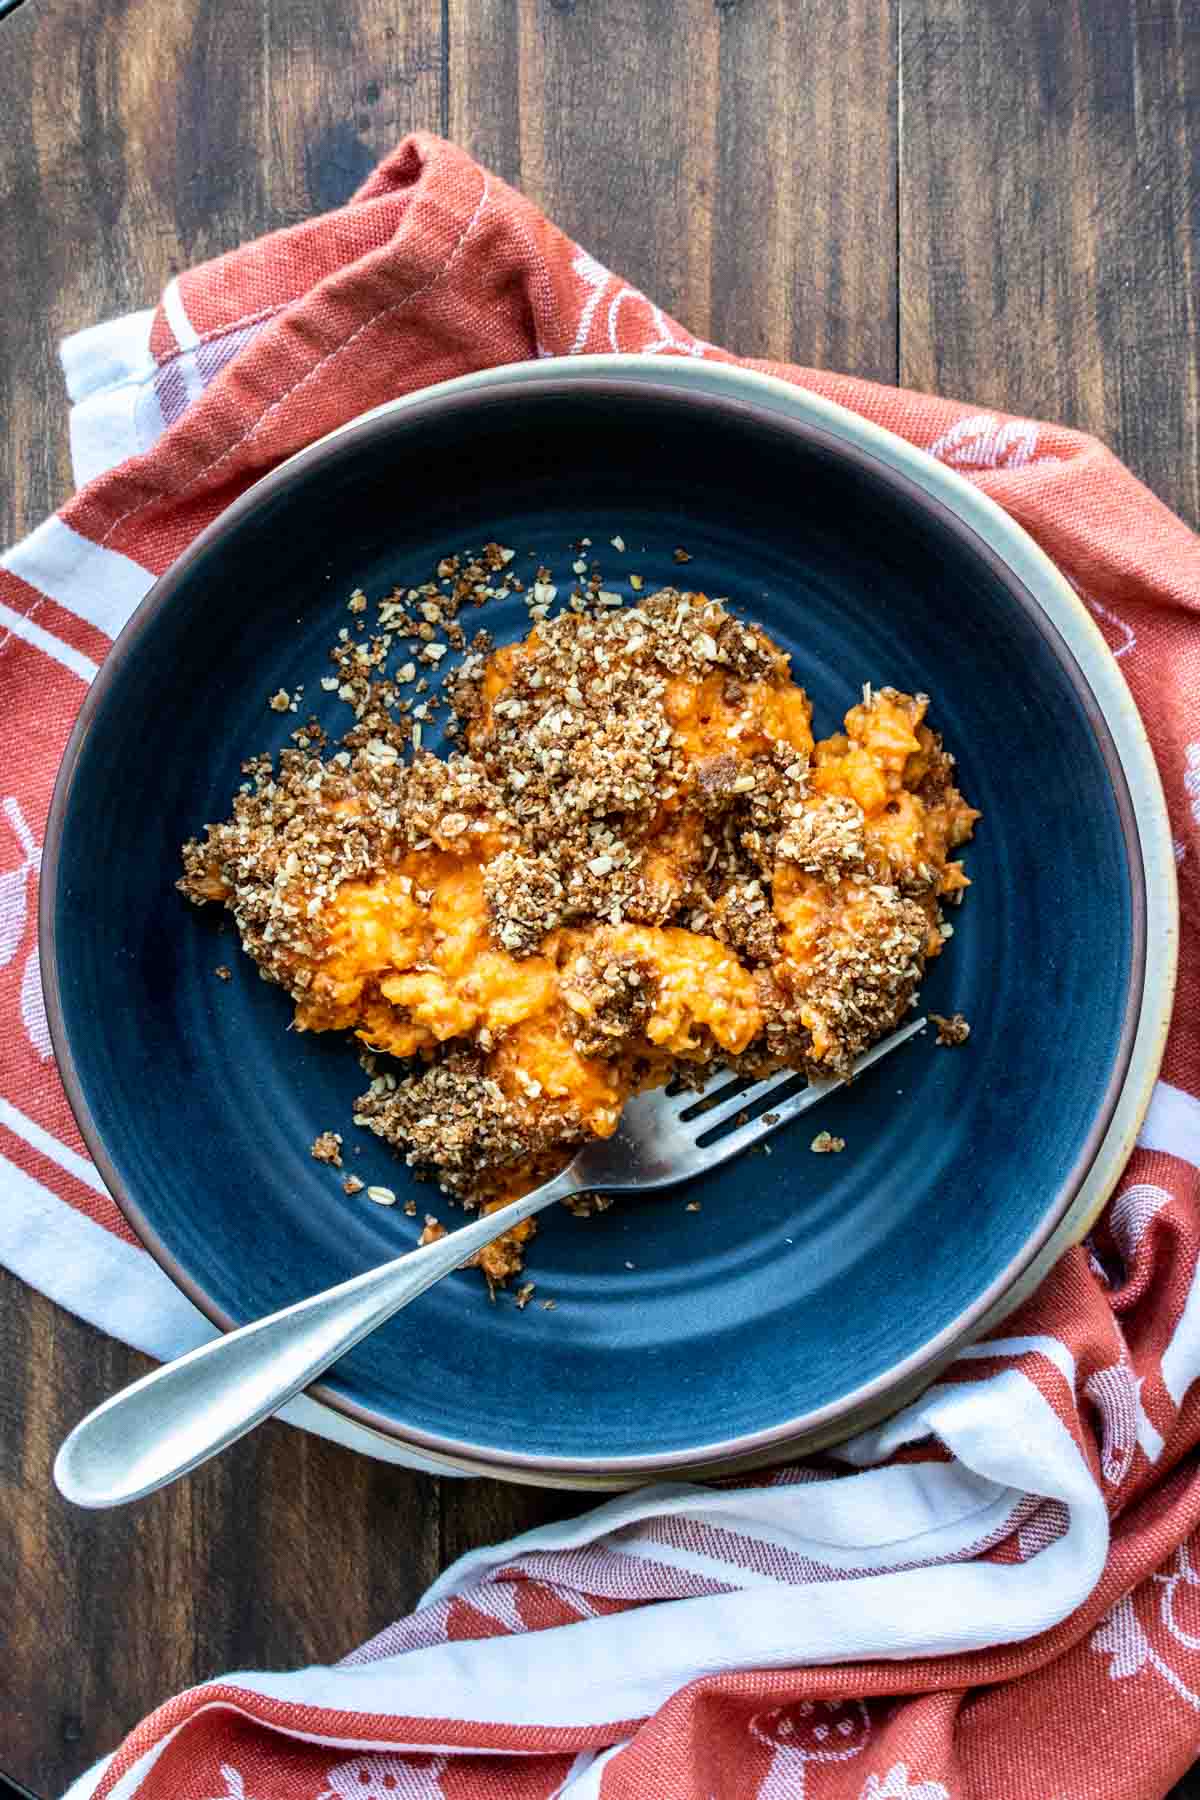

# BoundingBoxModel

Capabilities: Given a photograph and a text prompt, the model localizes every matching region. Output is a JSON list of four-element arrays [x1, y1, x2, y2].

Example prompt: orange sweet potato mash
[[181, 583, 977, 1287]]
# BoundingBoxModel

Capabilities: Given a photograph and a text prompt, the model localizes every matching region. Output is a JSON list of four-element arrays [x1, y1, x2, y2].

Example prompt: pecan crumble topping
[[180, 558, 978, 1291]]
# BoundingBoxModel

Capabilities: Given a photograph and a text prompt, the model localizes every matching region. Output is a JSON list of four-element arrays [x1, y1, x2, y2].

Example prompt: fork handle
[[54, 1166, 582, 1508]]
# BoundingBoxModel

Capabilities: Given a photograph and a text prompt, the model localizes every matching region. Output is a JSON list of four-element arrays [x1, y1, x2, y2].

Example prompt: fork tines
[[675, 1015, 928, 1157]]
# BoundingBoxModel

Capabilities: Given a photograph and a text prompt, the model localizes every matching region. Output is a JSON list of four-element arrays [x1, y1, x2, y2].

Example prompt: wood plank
[[0, 1273, 442, 1793], [449, 0, 897, 376], [900, 0, 1200, 527], [708, 0, 897, 378], [0, 0, 444, 547], [449, 0, 722, 344], [0, 0, 445, 1787]]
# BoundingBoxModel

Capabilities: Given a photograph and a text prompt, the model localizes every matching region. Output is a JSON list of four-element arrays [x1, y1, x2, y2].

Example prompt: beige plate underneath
[[251, 356, 1180, 1488]]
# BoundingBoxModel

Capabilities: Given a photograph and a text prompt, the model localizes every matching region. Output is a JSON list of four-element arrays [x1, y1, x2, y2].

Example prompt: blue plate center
[[50, 388, 1134, 1464]]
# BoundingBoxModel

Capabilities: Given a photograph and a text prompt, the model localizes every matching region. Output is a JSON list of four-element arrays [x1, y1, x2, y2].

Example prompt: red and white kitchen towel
[[4, 132, 1200, 1799]]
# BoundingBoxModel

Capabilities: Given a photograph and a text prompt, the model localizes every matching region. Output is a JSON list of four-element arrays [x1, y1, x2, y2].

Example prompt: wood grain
[[449, 0, 723, 342], [448, 0, 898, 376], [0, 0, 443, 548], [0, 1279, 443, 1790], [901, 0, 1200, 527], [706, 0, 897, 379]]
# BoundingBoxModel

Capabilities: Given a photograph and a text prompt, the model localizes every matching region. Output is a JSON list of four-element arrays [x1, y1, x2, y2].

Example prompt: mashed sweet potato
[[180, 585, 977, 1287]]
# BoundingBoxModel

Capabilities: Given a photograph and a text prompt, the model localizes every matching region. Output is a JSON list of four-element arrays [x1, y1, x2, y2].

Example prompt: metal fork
[[54, 1017, 925, 1507]]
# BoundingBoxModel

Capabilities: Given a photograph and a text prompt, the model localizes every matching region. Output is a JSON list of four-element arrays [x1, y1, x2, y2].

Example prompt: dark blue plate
[[43, 373, 1146, 1478]]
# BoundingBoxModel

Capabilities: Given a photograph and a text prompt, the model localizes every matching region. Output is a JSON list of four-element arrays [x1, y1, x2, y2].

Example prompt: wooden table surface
[[1, 0, 1197, 1791]]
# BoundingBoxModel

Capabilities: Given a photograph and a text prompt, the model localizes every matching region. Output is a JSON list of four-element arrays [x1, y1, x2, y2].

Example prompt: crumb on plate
[[310, 1130, 343, 1167], [811, 1131, 845, 1154]]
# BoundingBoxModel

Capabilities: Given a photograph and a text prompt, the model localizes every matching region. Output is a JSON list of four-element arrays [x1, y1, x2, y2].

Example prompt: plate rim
[[40, 355, 1178, 1483]]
